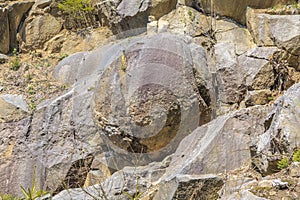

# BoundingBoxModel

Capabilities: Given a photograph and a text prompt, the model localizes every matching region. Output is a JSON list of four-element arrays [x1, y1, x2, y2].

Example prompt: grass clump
[[0, 193, 19, 200], [20, 166, 49, 200], [293, 149, 300, 162], [10, 48, 21, 71], [277, 157, 290, 169]]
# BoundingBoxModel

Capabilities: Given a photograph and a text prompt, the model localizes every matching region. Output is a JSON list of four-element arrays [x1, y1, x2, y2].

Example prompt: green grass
[[293, 149, 300, 162], [277, 157, 289, 169]]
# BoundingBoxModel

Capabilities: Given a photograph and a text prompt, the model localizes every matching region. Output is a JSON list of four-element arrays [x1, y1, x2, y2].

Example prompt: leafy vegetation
[[10, 48, 21, 71], [277, 157, 290, 169], [58, 0, 94, 29], [293, 149, 300, 162], [0, 193, 19, 200]]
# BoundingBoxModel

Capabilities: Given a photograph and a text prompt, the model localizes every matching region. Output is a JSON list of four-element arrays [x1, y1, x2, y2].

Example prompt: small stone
[[0, 53, 8, 63], [157, 20, 169, 33], [290, 162, 300, 177], [272, 179, 288, 189], [258, 180, 273, 188], [147, 21, 158, 35]]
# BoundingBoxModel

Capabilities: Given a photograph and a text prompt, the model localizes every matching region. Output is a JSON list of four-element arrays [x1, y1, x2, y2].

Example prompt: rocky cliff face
[[0, 0, 300, 199]]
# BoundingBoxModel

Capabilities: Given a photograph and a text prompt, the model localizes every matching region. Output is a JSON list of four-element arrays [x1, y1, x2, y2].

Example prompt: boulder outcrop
[[187, 0, 295, 24], [0, 8, 9, 53]]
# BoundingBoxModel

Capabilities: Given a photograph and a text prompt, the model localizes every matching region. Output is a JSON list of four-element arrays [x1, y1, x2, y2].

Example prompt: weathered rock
[[215, 42, 247, 104], [239, 46, 279, 90], [59, 27, 113, 54], [244, 90, 273, 107], [53, 52, 87, 85], [7, 1, 35, 50], [97, 0, 176, 34], [157, 6, 210, 37], [0, 8, 9, 54], [53, 36, 136, 85], [147, 19, 158, 35], [0, 87, 102, 195], [154, 174, 224, 200], [162, 105, 270, 179], [53, 158, 171, 200], [290, 162, 300, 177], [247, 8, 300, 70], [92, 33, 210, 169], [0, 53, 8, 63], [0, 94, 28, 123], [0, 116, 33, 196], [32, 0, 52, 10], [187, 0, 294, 24], [43, 27, 113, 54], [20, 13, 62, 51], [215, 20, 255, 55], [256, 83, 300, 172]]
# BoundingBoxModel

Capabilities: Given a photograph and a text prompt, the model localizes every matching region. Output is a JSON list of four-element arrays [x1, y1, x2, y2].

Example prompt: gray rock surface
[[256, 83, 300, 172], [1, 5, 300, 198], [92, 33, 211, 169], [162, 105, 270, 180], [188, 0, 294, 24], [32, 0, 52, 10], [8, 1, 35, 50], [247, 8, 300, 55], [0, 53, 8, 63], [97, 0, 176, 34], [214, 42, 247, 104], [20, 13, 62, 50], [157, 6, 210, 37], [53, 157, 171, 200], [0, 8, 9, 54], [0, 94, 28, 123], [154, 174, 223, 200], [239, 47, 279, 90]]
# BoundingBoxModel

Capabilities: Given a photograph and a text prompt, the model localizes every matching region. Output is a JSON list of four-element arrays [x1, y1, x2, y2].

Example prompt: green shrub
[[58, 0, 94, 28], [277, 157, 290, 169], [10, 48, 21, 71], [293, 149, 300, 162]]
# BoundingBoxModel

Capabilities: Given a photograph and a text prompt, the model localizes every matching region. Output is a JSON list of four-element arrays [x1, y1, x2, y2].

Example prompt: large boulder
[[0, 8, 9, 54], [92, 33, 211, 169], [186, 0, 294, 25], [7, 1, 35, 50], [247, 8, 300, 70], [162, 105, 270, 180], [256, 83, 300, 172], [20, 13, 63, 51]]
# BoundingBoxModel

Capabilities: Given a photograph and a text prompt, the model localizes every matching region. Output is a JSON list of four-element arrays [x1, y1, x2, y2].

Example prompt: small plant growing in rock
[[277, 157, 290, 169], [188, 10, 195, 21], [10, 48, 21, 71], [121, 50, 127, 72], [122, 178, 143, 200], [293, 149, 300, 162], [0, 193, 19, 200], [20, 166, 48, 200]]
